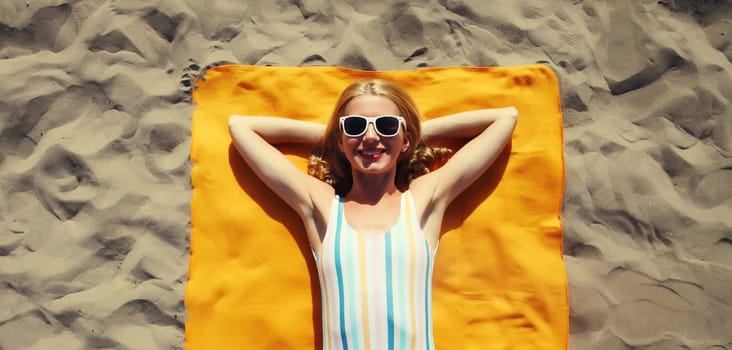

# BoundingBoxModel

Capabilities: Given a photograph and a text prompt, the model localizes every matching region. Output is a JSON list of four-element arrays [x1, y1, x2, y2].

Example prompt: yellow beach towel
[[187, 65, 567, 349]]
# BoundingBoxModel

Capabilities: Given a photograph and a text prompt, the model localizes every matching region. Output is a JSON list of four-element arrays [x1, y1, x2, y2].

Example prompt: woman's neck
[[347, 171, 400, 204]]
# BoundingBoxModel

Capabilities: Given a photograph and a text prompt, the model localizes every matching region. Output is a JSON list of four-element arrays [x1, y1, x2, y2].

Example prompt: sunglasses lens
[[375, 116, 400, 136], [343, 117, 367, 136]]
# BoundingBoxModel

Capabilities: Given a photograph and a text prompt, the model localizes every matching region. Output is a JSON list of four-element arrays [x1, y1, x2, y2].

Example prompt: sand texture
[[1, 0, 731, 349]]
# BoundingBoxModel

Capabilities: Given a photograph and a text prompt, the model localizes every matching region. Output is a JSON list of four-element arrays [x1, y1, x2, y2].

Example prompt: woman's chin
[[353, 159, 395, 175]]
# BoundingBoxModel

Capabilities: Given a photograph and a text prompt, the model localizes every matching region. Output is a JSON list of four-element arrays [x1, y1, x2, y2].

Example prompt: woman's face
[[338, 94, 410, 177]]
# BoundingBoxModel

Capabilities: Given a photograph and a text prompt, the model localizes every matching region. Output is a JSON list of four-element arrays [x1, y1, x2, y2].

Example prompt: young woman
[[229, 79, 517, 350]]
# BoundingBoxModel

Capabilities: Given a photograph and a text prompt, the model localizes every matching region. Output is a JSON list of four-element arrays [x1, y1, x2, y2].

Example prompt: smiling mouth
[[360, 149, 385, 156]]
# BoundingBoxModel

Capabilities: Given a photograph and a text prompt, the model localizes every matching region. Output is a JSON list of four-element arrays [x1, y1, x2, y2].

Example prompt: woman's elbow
[[228, 115, 253, 134], [506, 107, 519, 120], [228, 116, 254, 143], [504, 108, 518, 131], [497, 108, 518, 128], [228, 115, 242, 129]]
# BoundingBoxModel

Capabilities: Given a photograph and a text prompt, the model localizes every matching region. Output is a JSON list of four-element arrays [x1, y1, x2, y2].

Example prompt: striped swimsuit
[[313, 190, 437, 350]]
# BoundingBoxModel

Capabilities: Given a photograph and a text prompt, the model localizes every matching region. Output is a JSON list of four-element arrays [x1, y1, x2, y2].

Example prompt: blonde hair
[[308, 79, 452, 195]]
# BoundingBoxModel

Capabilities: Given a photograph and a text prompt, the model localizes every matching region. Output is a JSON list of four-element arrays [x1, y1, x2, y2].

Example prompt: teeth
[[362, 150, 384, 156]]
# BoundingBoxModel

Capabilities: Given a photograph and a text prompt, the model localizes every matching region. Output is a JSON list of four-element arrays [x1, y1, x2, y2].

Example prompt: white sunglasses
[[339, 115, 406, 138]]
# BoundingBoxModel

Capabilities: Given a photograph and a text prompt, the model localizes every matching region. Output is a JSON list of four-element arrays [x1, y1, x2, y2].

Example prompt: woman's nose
[[363, 123, 379, 140]]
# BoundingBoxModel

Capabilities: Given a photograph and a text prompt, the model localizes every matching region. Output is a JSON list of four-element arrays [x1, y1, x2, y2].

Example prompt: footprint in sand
[[0, 4, 73, 58], [30, 145, 98, 221], [178, 59, 234, 99]]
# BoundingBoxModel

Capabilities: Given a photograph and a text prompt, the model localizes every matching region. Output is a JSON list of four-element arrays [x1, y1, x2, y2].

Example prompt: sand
[[0, 0, 730, 349]]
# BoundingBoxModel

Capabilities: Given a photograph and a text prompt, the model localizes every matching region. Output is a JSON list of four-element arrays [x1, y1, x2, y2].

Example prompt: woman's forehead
[[344, 94, 399, 116]]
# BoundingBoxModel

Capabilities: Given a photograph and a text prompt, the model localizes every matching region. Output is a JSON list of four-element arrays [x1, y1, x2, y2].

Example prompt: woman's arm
[[421, 107, 518, 142], [413, 107, 518, 209], [229, 115, 324, 145], [228, 115, 333, 220]]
